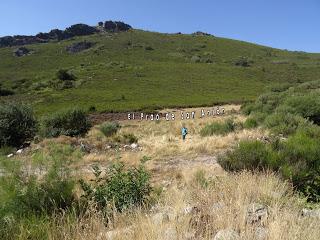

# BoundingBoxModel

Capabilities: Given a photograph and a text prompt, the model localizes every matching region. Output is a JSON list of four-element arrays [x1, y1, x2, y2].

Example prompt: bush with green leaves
[[0, 103, 37, 147], [80, 159, 152, 212], [0, 143, 80, 238], [200, 118, 235, 136], [219, 131, 320, 202], [0, 89, 14, 96], [231, 80, 320, 201], [218, 140, 278, 171], [278, 132, 320, 202], [41, 108, 91, 137], [56, 69, 76, 81], [243, 117, 259, 129], [52, 69, 77, 90], [0, 83, 14, 96], [100, 121, 120, 137], [263, 112, 309, 136], [282, 93, 320, 125], [234, 56, 253, 67]]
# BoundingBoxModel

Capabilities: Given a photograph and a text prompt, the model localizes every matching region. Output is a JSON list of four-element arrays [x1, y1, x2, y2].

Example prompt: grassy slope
[[1, 30, 320, 115]]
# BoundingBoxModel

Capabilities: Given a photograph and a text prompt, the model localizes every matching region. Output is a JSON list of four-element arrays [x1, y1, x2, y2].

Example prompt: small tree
[[0, 103, 37, 147]]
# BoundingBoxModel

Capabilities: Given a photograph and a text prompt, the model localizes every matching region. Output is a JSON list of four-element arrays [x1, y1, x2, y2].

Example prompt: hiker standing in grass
[[181, 126, 188, 141]]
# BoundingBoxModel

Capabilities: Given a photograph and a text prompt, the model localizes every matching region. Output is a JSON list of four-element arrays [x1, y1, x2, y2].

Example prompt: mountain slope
[[1, 26, 320, 115]]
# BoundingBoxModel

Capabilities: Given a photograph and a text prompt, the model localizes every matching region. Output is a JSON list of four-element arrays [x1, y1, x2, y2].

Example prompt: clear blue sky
[[1, 0, 319, 52]]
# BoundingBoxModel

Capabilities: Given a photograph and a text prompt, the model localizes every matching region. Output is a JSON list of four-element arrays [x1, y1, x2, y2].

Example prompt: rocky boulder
[[192, 31, 213, 37], [213, 229, 240, 240], [1, 35, 46, 48], [246, 203, 268, 225], [14, 47, 32, 57], [302, 208, 320, 219], [64, 24, 98, 37], [103, 21, 132, 32], [0, 20, 131, 48]]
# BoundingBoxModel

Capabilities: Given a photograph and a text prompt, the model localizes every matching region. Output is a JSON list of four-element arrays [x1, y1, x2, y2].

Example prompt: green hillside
[[1, 29, 320, 115]]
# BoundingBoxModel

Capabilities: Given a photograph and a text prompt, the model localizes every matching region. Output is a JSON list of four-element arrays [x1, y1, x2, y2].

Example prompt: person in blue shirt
[[181, 126, 188, 141]]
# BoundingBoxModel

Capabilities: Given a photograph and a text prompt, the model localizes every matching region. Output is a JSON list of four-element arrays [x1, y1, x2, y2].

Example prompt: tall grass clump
[[41, 108, 91, 138], [200, 118, 235, 136], [0, 103, 37, 147], [99, 121, 120, 137]]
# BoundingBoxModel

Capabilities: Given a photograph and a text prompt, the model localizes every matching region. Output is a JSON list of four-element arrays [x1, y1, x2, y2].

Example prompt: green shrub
[[88, 105, 96, 112], [121, 133, 138, 144], [0, 89, 14, 96], [113, 133, 138, 144], [241, 102, 256, 115], [56, 69, 76, 81], [0, 103, 37, 147], [233, 80, 320, 201], [41, 108, 91, 137], [100, 122, 120, 137], [243, 117, 259, 129], [263, 113, 309, 136], [256, 92, 285, 114], [270, 83, 292, 92], [234, 56, 253, 67], [0, 83, 14, 96], [295, 80, 320, 91], [219, 132, 320, 202], [283, 93, 320, 125], [296, 123, 320, 138], [11, 175, 76, 215], [0, 143, 79, 238], [200, 119, 235, 136], [279, 132, 320, 202], [218, 140, 278, 171], [80, 160, 152, 212], [191, 55, 201, 63]]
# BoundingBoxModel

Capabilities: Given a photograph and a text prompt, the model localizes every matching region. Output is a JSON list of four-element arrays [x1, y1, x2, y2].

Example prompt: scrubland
[[1, 102, 319, 240]]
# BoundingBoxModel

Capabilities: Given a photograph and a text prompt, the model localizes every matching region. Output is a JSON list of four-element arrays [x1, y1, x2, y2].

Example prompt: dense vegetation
[[219, 80, 320, 202], [1, 28, 320, 115], [0, 103, 37, 147], [0, 143, 152, 239], [41, 108, 91, 138]]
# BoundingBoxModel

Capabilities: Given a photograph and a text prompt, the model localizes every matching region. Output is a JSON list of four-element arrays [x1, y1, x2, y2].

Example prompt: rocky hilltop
[[0, 21, 132, 48]]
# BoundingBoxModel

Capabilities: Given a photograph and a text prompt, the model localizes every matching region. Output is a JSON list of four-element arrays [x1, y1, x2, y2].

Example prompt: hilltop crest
[[0, 20, 132, 48]]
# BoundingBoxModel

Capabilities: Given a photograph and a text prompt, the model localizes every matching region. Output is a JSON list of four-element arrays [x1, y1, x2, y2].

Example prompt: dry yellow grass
[[82, 105, 265, 162], [24, 106, 319, 240], [46, 170, 320, 240]]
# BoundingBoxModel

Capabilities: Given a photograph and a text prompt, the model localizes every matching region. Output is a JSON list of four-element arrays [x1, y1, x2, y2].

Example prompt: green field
[[1, 29, 320, 115]]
